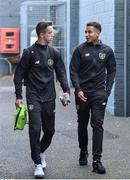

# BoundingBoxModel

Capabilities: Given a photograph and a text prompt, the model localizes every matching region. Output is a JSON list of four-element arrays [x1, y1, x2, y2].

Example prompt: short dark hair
[[86, 22, 102, 32], [36, 21, 53, 36]]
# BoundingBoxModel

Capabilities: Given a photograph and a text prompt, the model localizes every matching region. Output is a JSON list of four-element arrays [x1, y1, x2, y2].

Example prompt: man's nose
[[85, 34, 88, 38], [86, 32, 89, 36], [85, 32, 88, 37]]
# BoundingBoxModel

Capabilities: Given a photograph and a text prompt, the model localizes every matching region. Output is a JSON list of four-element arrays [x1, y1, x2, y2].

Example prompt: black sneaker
[[92, 160, 106, 174], [79, 150, 88, 166]]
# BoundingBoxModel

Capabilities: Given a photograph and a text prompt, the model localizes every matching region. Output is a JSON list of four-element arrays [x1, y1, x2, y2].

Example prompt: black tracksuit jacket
[[14, 43, 70, 102], [70, 41, 116, 96]]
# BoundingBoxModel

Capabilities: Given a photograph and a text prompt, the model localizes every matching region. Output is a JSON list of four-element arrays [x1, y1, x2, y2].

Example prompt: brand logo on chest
[[35, 60, 40, 65], [48, 59, 54, 66], [99, 52, 106, 60], [85, 53, 90, 57]]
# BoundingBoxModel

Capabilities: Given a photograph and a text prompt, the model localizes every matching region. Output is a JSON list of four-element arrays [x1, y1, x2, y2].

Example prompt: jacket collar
[[86, 40, 102, 47], [35, 41, 48, 49]]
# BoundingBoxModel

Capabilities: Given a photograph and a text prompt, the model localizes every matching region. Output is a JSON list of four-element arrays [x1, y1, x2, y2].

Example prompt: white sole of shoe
[[34, 174, 44, 179]]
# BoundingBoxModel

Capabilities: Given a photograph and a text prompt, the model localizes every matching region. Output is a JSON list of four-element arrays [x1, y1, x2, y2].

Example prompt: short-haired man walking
[[14, 21, 70, 178], [70, 22, 116, 174]]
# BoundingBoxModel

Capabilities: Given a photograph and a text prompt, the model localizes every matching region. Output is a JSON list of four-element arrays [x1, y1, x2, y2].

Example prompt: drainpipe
[[124, 0, 128, 116]]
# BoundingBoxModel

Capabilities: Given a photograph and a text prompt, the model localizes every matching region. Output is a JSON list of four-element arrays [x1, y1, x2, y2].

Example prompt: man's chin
[[87, 40, 91, 43], [86, 39, 91, 43], [49, 40, 53, 43]]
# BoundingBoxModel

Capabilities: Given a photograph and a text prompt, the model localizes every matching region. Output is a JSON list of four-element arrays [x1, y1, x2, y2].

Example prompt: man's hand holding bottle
[[59, 92, 71, 106]]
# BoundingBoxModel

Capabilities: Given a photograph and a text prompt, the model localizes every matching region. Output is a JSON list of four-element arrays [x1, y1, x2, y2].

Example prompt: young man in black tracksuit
[[14, 21, 70, 178], [70, 22, 116, 174]]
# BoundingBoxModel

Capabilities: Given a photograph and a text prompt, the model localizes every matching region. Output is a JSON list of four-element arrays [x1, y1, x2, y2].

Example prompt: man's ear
[[95, 29, 100, 38], [39, 32, 45, 38]]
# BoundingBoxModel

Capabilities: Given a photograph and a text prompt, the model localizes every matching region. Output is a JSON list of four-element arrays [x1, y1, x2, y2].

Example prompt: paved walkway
[[0, 75, 130, 179]]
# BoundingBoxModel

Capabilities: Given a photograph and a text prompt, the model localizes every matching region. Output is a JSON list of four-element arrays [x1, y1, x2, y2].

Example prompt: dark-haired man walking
[[14, 21, 70, 178], [70, 22, 116, 174]]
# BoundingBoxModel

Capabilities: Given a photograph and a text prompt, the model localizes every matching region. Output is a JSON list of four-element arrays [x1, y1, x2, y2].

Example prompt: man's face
[[41, 25, 54, 43], [85, 26, 100, 43]]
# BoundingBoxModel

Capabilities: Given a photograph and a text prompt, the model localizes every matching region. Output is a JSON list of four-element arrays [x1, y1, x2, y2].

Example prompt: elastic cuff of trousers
[[93, 156, 101, 161], [64, 90, 71, 95], [16, 95, 23, 99], [34, 160, 42, 165]]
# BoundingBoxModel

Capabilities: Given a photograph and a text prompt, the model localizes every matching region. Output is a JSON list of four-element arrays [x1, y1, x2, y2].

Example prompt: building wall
[[79, 0, 115, 114], [0, 0, 24, 28], [114, 0, 130, 116], [0, 0, 24, 74], [128, 0, 130, 116], [0, 0, 43, 74], [70, 0, 79, 56], [114, 0, 124, 116]]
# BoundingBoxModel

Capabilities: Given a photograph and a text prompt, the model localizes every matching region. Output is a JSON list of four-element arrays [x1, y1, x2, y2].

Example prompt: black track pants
[[27, 99, 55, 164], [76, 90, 107, 160]]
